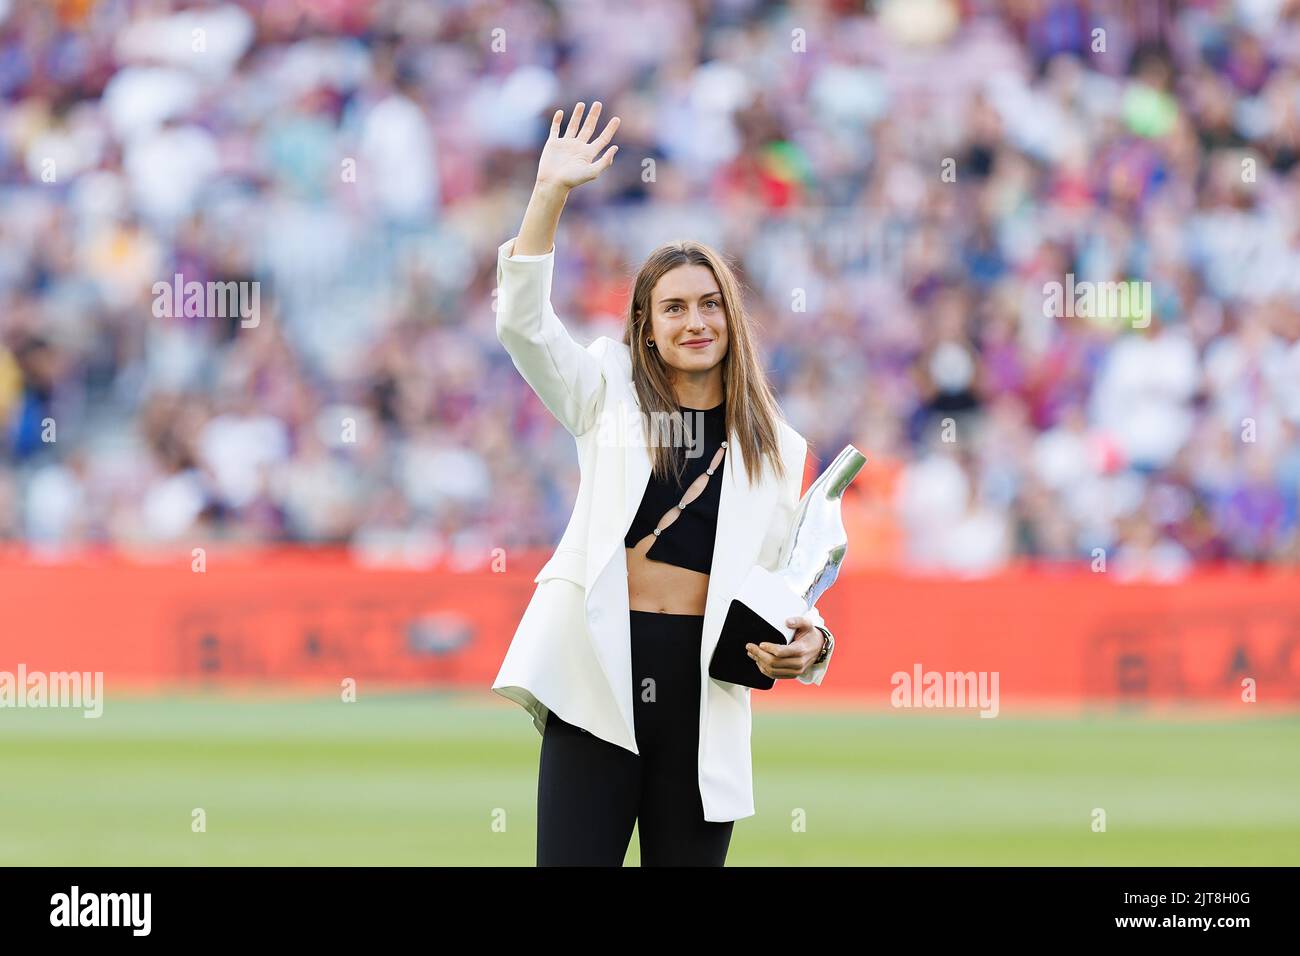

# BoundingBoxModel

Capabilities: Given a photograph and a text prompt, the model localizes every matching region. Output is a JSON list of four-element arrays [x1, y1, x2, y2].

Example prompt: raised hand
[[535, 101, 620, 191]]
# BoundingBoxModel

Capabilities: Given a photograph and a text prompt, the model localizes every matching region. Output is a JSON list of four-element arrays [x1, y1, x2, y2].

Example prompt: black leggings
[[536, 610, 735, 866]]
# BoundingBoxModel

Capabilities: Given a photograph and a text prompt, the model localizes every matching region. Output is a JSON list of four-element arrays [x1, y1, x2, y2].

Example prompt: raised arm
[[496, 102, 621, 436]]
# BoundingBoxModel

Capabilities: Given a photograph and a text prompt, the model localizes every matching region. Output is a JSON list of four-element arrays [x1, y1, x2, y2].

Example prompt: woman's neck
[[672, 374, 724, 412]]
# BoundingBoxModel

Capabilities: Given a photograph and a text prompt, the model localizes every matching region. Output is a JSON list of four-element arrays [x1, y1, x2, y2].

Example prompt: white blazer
[[490, 235, 834, 823]]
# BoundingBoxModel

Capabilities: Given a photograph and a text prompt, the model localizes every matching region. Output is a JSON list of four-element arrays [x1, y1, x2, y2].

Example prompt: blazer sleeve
[[797, 605, 834, 687], [495, 236, 608, 437]]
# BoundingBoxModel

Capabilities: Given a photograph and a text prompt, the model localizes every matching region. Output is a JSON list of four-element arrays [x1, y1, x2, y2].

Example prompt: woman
[[492, 102, 836, 866]]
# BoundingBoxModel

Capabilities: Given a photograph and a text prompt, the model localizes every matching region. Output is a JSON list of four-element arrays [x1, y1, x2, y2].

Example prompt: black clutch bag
[[708, 599, 791, 690]]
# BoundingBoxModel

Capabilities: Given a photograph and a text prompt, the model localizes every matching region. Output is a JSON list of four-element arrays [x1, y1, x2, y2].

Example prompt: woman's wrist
[[813, 627, 832, 664], [516, 181, 569, 256], [533, 179, 571, 200]]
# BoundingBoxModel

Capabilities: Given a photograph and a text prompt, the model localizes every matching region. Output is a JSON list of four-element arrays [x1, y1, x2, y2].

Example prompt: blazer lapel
[[700, 421, 777, 672], [578, 392, 654, 748]]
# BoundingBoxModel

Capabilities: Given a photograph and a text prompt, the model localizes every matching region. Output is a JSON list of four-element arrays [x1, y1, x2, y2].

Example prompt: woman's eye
[[705, 300, 719, 309]]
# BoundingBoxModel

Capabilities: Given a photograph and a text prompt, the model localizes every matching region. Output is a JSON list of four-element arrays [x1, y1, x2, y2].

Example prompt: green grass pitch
[[1, 694, 1296, 865]]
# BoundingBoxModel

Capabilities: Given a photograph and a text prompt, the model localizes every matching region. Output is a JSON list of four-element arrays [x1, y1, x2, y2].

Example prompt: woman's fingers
[[747, 632, 812, 679], [749, 648, 795, 679], [578, 101, 602, 141], [590, 114, 620, 152], [563, 102, 586, 137], [544, 102, 617, 185]]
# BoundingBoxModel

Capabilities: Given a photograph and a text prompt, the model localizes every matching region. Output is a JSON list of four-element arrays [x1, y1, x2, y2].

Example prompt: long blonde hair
[[622, 240, 787, 488]]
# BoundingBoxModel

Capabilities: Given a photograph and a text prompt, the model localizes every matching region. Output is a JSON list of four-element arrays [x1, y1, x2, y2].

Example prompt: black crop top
[[623, 399, 728, 575]]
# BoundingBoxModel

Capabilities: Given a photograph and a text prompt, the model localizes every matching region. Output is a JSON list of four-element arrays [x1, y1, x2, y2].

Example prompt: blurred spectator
[[0, 0, 1297, 580]]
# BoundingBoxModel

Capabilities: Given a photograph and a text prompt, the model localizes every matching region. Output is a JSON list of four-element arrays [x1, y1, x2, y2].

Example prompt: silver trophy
[[711, 445, 867, 688]]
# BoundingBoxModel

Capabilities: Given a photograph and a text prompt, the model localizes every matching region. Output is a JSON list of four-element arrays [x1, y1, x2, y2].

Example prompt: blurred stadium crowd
[[1, 0, 1298, 577]]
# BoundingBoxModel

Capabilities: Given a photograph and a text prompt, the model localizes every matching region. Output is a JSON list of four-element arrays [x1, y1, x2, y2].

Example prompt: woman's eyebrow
[[657, 291, 722, 305]]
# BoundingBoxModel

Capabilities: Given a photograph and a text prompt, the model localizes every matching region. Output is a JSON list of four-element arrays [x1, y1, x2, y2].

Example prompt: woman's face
[[646, 264, 729, 374]]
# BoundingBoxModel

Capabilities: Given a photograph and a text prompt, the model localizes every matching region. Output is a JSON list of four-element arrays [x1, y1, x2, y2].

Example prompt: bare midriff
[[626, 539, 709, 614]]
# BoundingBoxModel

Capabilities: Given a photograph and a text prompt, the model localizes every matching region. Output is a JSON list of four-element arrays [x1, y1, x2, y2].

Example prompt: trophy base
[[708, 566, 808, 690]]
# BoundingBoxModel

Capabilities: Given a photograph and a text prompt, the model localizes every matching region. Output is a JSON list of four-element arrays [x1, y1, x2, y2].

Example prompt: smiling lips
[[681, 339, 712, 348]]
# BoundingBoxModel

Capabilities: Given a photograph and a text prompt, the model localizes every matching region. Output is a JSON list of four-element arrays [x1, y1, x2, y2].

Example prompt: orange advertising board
[[0, 549, 1296, 712]]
